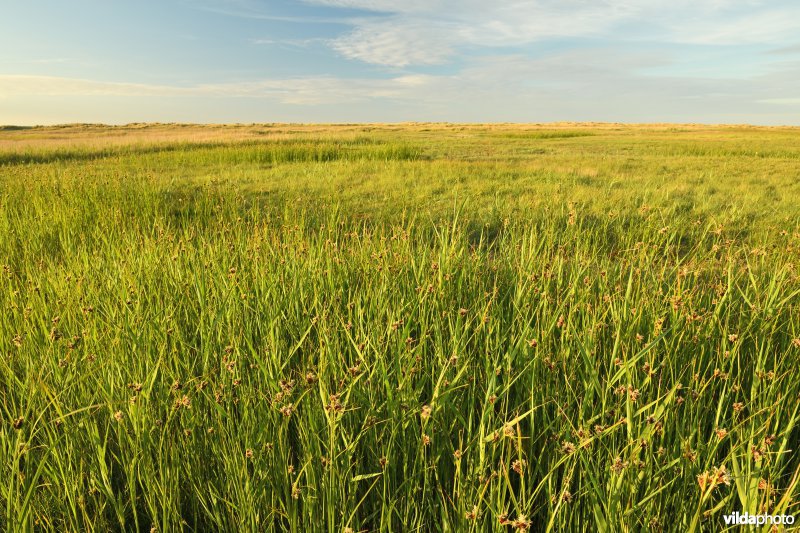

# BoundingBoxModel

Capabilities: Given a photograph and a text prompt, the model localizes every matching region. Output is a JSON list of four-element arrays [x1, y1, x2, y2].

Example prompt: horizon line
[[3, 121, 800, 129]]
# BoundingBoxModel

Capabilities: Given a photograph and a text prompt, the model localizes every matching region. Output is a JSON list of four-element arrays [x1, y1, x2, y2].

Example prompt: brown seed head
[[610, 456, 628, 474], [513, 515, 531, 530], [465, 505, 479, 520]]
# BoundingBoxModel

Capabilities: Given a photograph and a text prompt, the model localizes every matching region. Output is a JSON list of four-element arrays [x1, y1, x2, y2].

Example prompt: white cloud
[[759, 98, 800, 105], [668, 9, 800, 45], [250, 37, 324, 48], [304, 0, 800, 67], [3, 1, 798, 124], [302, 0, 439, 13], [321, 1, 626, 66], [2, 57, 798, 124], [329, 19, 457, 66], [0, 76, 191, 98], [193, 0, 351, 23], [0, 74, 439, 106]]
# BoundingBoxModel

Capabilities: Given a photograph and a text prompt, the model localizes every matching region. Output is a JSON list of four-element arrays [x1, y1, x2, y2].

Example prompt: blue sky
[[1, 0, 799, 124]]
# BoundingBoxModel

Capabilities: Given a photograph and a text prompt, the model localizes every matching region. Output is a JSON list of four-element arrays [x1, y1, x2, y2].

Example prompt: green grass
[[1, 123, 800, 531]]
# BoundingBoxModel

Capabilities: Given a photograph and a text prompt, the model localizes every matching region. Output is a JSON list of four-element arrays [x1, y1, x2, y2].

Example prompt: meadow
[[1, 122, 800, 531]]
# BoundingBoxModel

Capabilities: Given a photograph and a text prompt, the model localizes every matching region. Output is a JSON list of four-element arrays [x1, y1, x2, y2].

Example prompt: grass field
[[2, 123, 800, 531]]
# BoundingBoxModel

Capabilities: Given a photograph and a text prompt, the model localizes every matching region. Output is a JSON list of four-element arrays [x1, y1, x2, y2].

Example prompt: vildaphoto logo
[[723, 512, 795, 526]]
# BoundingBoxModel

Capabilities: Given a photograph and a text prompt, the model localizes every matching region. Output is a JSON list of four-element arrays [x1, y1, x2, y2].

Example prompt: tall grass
[[1, 124, 799, 531]]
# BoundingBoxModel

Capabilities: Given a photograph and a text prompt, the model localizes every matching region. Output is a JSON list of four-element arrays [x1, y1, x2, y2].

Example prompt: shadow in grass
[[466, 219, 506, 250], [500, 131, 596, 139], [0, 142, 226, 166], [0, 139, 427, 167]]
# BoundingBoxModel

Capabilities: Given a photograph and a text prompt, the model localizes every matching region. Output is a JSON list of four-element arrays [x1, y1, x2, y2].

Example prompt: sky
[[1, 0, 799, 125]]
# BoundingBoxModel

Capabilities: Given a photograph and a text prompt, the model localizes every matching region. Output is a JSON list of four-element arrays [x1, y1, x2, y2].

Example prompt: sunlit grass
[[1, 123, 799, 531]]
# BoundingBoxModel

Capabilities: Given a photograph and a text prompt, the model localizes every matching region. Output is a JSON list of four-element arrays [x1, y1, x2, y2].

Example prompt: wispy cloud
[[667, 8, 800, 45], [2, 59, 798, 124], [760, 98, 800, 105], [2, 1, 799, 124], [303, 0, 439, 14], [23, 58, 80, 65], [0, 74, 440, 106], [192, 0, 352, 24], [329, 19, 457, 66], [305, 0, 800, 67], [318, 1, 626, 66], [250, 37, 326, 48], [0, 76, 194, 98]]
